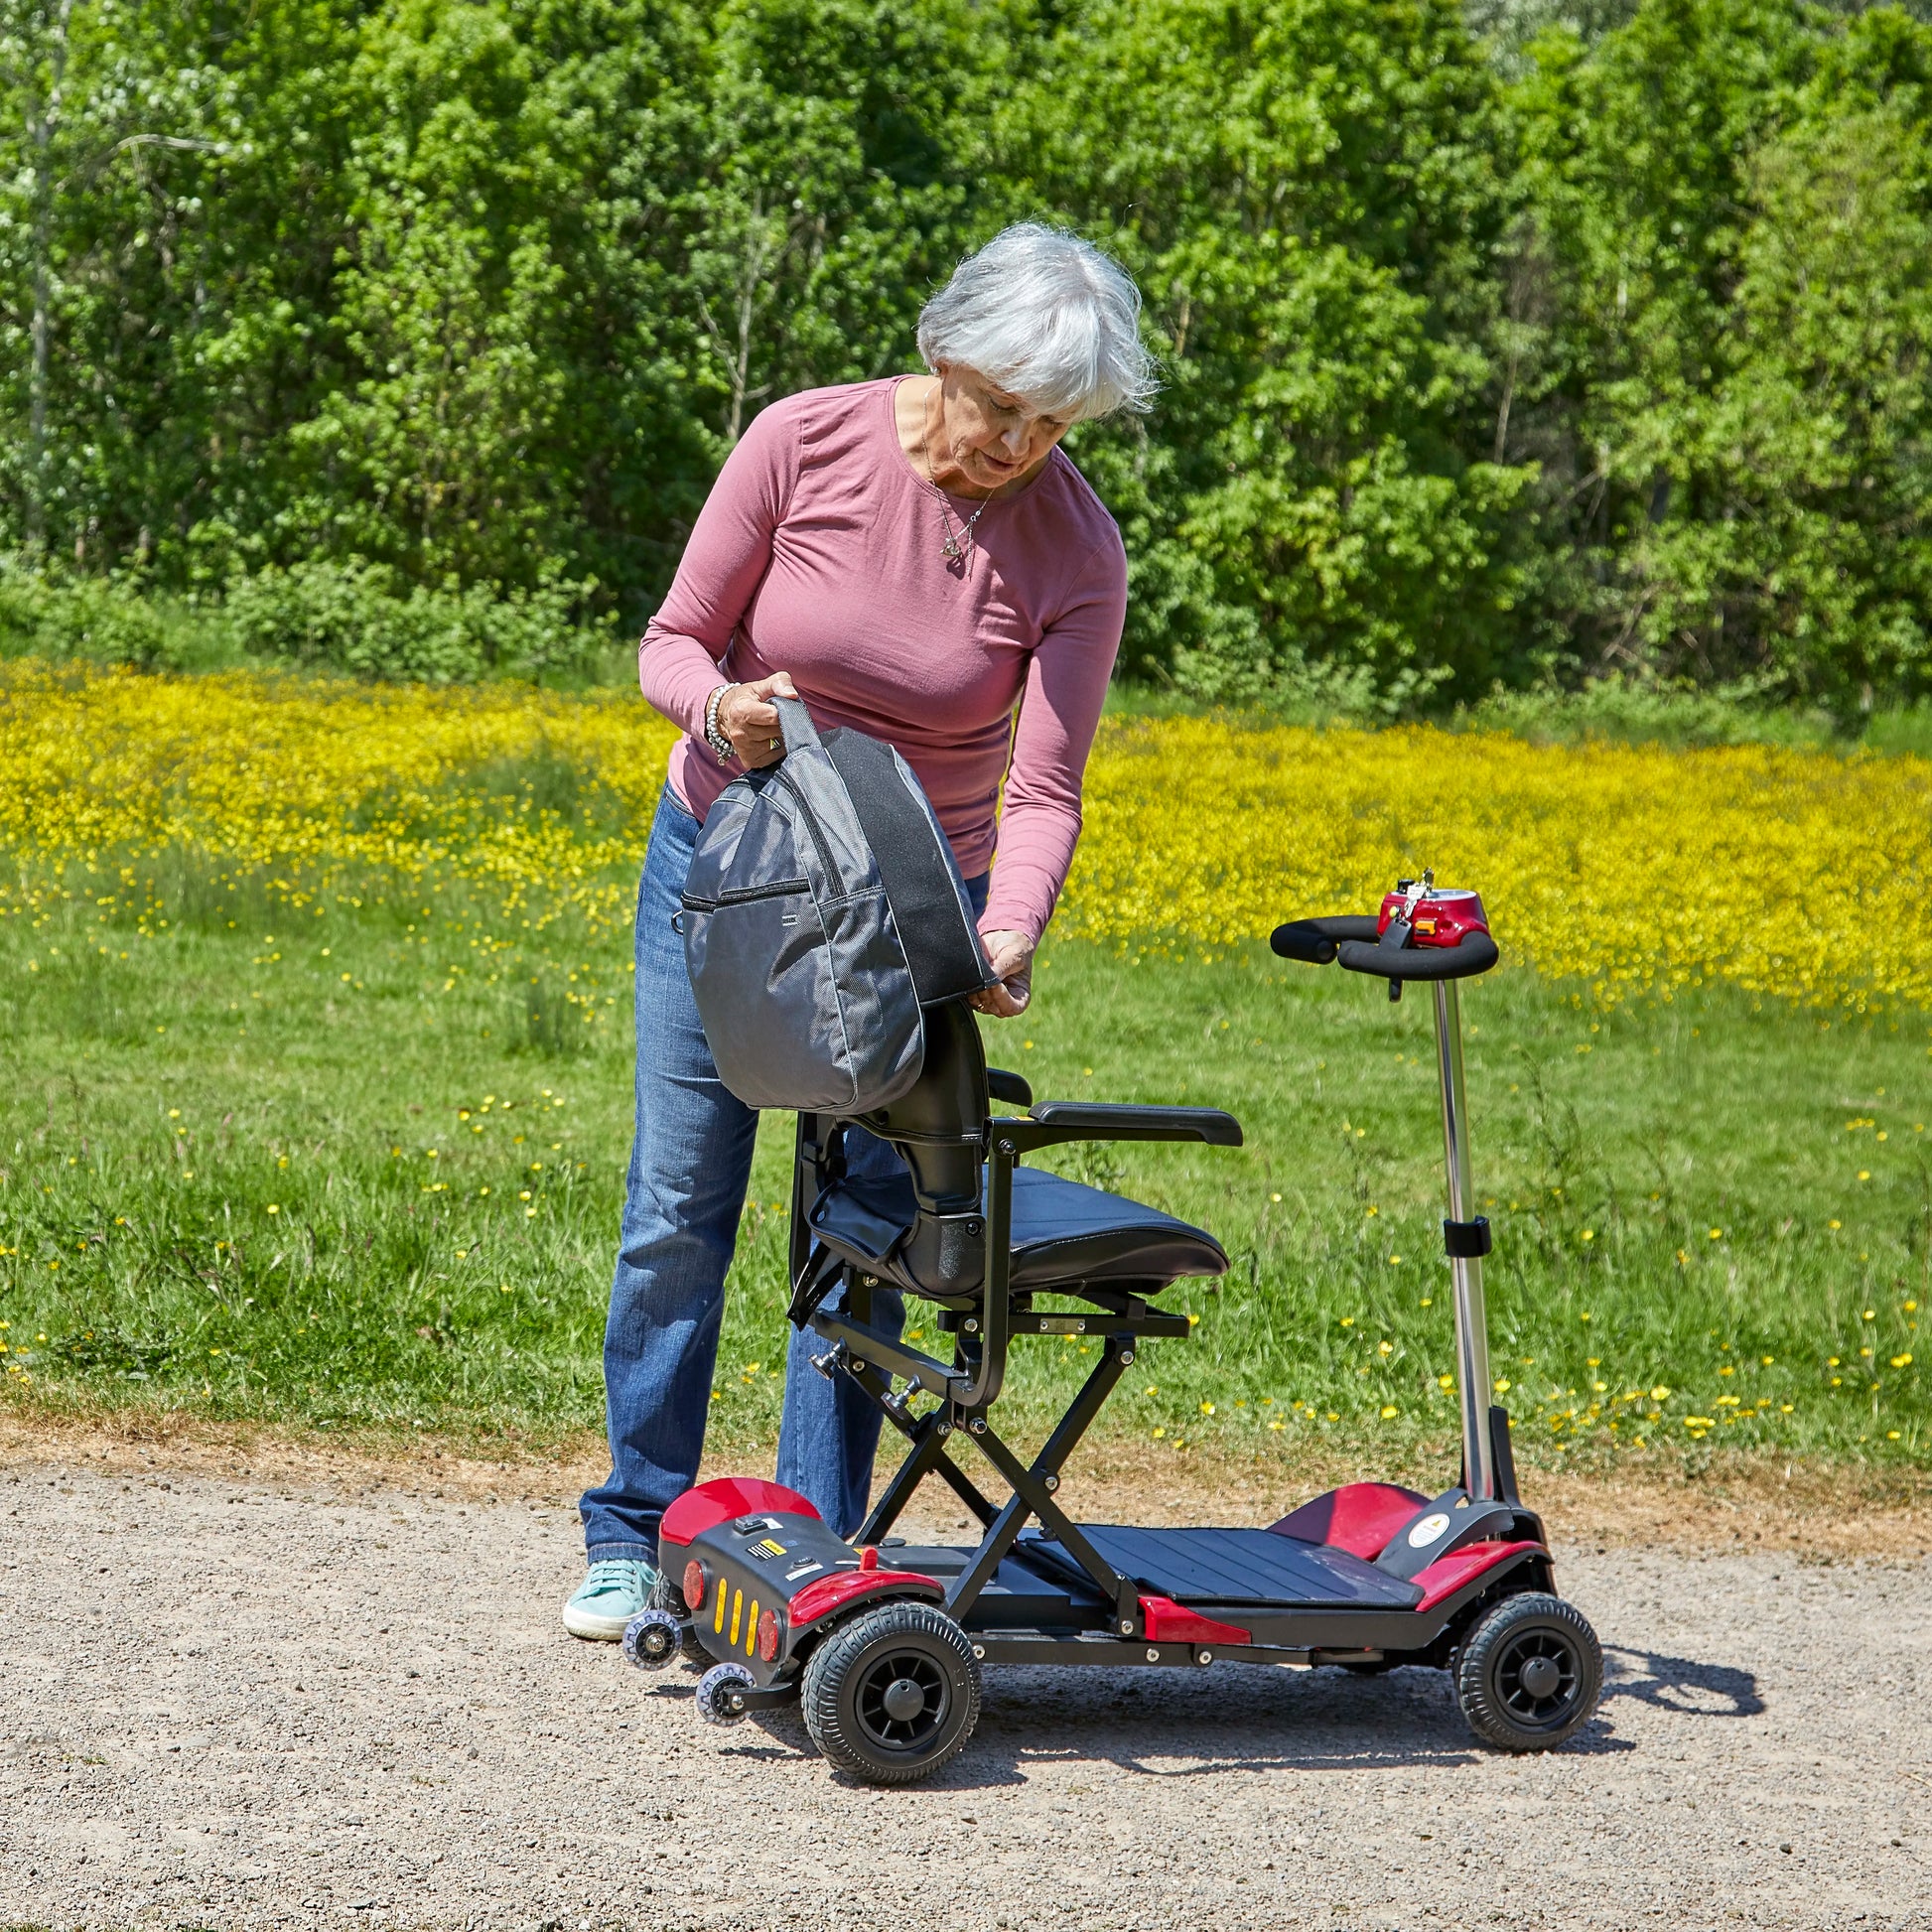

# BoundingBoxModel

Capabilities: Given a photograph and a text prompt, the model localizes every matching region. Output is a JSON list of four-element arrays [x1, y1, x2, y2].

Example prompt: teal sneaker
[[562, 1558, 661, 1640]]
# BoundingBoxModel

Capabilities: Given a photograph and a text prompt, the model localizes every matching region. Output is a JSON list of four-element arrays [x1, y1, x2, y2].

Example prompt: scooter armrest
[[986, 1066, 1034, 1107], [1004, 1102, 1244, 1149]]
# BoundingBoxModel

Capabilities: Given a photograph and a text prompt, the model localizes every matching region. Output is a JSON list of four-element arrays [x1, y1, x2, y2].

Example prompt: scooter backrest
[[853, 998, 989, 1296]]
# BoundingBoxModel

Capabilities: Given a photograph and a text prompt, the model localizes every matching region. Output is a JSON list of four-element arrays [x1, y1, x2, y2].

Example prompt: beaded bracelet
[[703, 684, 737, 764]]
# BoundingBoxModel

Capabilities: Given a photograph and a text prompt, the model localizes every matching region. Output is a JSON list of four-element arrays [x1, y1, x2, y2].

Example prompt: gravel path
[[4, 1455, 1930, 1931]]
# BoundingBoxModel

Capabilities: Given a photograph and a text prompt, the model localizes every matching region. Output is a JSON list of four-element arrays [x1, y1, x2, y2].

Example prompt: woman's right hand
[[716, 672, 799, 767]]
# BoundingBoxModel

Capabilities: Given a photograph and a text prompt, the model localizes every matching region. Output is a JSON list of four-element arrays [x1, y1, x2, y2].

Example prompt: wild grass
[[3, 844, 1925, 1476]]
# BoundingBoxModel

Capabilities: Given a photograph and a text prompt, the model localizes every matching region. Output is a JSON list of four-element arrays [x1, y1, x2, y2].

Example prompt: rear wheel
[[1454, 1592, 1600, 1751], [801, 1599, 981, 1785]]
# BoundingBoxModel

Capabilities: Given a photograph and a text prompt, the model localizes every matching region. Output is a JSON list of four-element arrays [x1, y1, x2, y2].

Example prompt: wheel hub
[[855, 1646, 950, 1752], [1496, 1628, 1580, 1725], [1518, 1655, 1561, 1700], [881, 1677, 926, 1723]]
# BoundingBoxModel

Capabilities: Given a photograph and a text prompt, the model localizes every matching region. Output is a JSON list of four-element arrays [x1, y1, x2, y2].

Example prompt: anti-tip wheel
[[801, 1598, 981, 1786], [1454, 1591, 1601, 1751], [621, 1607, 683, 1671], [695, 1662, 757, 1726]]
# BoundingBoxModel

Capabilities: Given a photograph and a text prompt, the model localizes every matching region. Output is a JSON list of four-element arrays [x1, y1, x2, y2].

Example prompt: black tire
[[1454, 1591, 1601, 1751], [801, 1599, 981, 1785]]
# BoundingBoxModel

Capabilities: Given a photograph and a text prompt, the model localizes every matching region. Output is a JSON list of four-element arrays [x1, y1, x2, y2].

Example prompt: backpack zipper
[[769, 770, 847, 898], [680, 877, 809, 912]]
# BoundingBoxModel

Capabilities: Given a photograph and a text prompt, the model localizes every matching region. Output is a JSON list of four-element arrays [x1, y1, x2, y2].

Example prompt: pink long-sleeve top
[[638, 377, 1127, 945]]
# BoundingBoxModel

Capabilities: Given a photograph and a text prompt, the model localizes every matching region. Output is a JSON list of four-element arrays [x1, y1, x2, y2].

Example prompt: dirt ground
[[4, 1417, 1931, 1931]]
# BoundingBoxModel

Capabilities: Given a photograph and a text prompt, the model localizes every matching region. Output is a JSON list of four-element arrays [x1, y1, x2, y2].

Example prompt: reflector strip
[[746, 1599, 759, 1657], [713, 1586, 726, 1635], [730, 1588, 743, 1648]]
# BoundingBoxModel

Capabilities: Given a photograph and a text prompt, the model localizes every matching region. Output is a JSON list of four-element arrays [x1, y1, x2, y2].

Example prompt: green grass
[[3, 856, 1927, 1473]]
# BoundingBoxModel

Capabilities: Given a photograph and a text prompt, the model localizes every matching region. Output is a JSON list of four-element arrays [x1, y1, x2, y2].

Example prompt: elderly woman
[[564, 222, 1154, 1639]]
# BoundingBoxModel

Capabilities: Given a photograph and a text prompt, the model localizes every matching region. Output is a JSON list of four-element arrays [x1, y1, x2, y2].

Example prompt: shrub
[[223, 560, 618, 684]]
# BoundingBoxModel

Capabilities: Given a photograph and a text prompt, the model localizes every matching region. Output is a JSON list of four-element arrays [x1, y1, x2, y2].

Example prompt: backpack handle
[[772, 694, 821, 758]]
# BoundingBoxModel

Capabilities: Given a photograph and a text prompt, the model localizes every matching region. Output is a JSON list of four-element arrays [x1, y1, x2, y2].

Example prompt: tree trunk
[[25, 0, 74, 549]]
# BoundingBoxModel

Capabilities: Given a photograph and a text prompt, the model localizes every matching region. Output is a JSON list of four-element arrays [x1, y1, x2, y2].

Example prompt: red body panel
[[659, 1476, 820, 1550], [1411, 1539, 1544, 1613], [1378, 886, 1489, 949], [787, 1568, 943, 1628], [1138, 1594, 1253, 1646], [1270, 1482, 1430, 1561]]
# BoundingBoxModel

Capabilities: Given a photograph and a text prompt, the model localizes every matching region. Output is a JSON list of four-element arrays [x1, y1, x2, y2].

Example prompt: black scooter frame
[[767, 905, 1552, 1675]]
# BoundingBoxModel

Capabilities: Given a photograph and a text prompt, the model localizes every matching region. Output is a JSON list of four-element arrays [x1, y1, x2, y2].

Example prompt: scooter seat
[[810, 1163, 1228, 1295]]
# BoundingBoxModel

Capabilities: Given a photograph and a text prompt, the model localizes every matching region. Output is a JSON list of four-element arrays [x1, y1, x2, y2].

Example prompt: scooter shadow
[[699, 1646, 1761, 1787], [1599, 1645, 1763, 1720], [737, 1663, 1615, 1788], [981, 1664, 1498, 1779]]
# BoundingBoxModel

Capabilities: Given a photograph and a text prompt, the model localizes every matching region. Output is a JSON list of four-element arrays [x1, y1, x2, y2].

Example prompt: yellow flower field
[[1070, 717, 1932, 1009], [6, 660, 1931, 1009]]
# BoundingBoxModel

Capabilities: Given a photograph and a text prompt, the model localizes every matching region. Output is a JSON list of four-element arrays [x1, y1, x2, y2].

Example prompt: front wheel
[[1454, 1591, 1601, 1751], [801, 1599, 981, 1785]]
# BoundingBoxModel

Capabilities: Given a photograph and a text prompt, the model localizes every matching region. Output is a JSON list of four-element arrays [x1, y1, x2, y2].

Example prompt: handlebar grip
[[1269, 921, 1337, 965], [1335, 931, 1499, 982], [1270, 915, 1381, 964]]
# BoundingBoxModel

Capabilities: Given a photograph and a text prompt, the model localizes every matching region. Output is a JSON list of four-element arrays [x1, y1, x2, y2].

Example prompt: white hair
[[915, 222, 1157, 423]]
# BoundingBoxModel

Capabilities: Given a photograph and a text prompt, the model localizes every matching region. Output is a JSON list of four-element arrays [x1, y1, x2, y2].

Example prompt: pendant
[[942, 533, 963, 560]]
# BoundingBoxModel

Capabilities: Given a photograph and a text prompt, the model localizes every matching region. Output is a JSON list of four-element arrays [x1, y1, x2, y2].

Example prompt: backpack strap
[[771, 693, 823, 756], [786, 1238, 846, 1331], [820, 727, 992, 1006]]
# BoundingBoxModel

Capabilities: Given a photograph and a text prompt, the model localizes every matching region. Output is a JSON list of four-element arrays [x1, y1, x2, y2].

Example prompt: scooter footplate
[[1021, 1525, 1425, 1611]]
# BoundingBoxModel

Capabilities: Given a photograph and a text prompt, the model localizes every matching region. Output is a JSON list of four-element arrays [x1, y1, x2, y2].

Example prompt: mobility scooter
[[624, 877, 1602, 1783]]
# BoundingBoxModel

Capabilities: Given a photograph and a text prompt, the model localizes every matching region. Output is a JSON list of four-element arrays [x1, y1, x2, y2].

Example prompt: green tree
[[998, 0, 1539, 709], [1510, 0, 1932, 705], [0, 0, 251, 558]]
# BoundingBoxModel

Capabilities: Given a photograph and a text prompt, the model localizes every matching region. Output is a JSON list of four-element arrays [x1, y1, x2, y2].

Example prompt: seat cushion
[[1007, 1167, 1228, 1289], [809, 1163, 1228, 1293]]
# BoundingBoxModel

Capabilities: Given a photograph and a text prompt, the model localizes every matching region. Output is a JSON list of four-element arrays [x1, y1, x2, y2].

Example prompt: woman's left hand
[[973, 929, 1034, 1018]]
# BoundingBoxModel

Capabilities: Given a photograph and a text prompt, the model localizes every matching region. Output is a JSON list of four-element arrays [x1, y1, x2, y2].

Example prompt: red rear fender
[[788, 1569, 943, 1628]]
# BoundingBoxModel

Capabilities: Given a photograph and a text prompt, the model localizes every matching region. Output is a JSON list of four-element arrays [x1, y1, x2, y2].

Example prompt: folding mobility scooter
[[624, 876, 1603, 1783]]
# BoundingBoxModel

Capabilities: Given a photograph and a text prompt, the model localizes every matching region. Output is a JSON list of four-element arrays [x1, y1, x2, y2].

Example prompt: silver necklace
[[921, 389, 993, 561]]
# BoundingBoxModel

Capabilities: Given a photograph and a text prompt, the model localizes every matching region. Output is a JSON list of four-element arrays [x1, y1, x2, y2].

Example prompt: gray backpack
[[679, 696, 994, 1113]]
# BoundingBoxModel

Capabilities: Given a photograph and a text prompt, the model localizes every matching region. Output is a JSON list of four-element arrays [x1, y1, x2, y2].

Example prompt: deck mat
[[1019, 1525, 1425, 1610]]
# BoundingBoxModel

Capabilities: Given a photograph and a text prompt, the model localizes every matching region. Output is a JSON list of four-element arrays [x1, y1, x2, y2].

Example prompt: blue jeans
[[579, 786, 987, 1562]]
